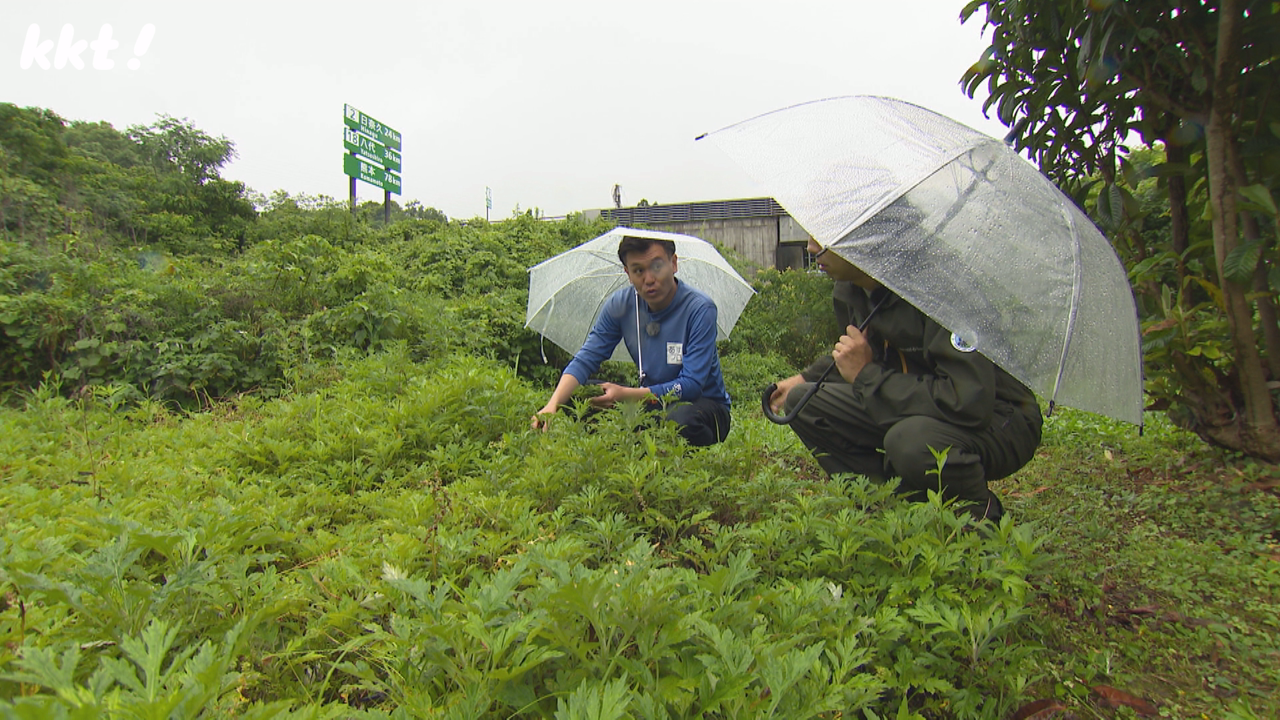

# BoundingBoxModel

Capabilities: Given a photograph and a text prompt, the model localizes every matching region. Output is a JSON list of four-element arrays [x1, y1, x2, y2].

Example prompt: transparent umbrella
[[526, 227, 755, 369], [701, 96, 1143, 425]]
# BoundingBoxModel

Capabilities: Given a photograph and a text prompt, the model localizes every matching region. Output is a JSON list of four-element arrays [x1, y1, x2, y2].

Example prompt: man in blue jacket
[[531, 235, 731, 446]]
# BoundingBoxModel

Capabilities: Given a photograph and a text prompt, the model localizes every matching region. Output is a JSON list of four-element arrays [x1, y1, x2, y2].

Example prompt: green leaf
[[1079, 26, 1094, 73], [698, 550, 758, 597], [1119, 184, 1145, 221], [1095, 183, 1112, 223], [1106, 184, 1126, 225], [1199, 199, 1214, 222], [1191, 65, 1208, 93], [554, 676, 633, 720], [1223, 240, 1264, 285], [1238, 184, 1278, 217], [759, 642, 826, 715], [997, 90, 1022, 126], [1151, 162, 1194, 178], [1119, 159, 1144, 187], [960, 0, 986, 23], [1096, 183, 1126, 226], [0, 645, 83, 696], [1128, 256, 1162, 283], [1191, 277, 1226, 311]]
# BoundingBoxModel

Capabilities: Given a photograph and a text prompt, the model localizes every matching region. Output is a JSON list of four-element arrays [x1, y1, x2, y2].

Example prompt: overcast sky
[[3, 1, 1006, 220]]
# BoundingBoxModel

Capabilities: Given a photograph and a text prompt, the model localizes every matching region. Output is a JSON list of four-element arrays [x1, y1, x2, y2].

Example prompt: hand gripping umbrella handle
[[760, 291, 890, 425], [761, 363, 836, 424]]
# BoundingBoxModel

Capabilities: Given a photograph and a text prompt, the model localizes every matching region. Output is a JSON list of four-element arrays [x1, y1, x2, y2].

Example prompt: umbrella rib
[[1049, 201, 1085, 414], [930, 146, 998, 238], [827, 139, 987, 245], [528, 248, 618, 271], [538, 293, 555, 362]]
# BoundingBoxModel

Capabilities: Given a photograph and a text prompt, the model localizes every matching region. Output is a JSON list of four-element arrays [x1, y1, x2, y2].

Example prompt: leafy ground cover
[[1007, 411, 1280, 719], [2, 346, 1277, 719]]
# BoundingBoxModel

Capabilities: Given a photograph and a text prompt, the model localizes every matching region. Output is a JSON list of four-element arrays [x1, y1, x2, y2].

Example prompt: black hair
[[617, 235, 676, 266]]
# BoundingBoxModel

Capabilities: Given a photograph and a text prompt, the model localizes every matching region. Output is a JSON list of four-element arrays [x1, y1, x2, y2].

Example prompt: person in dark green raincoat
[[766, 240, 1043, 521]]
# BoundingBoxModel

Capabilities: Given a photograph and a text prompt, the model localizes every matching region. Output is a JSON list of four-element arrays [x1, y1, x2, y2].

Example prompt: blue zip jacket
[[563, 280, 731, 407]]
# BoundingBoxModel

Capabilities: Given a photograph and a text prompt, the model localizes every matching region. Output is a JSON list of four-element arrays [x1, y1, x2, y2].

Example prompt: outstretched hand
[[590, 382, 628, 408], [531, 404, 559, 431], [532, 382, 648, 429]]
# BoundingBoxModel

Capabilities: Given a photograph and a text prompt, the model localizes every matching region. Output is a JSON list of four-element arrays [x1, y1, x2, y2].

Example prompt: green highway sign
[[341, 103, 404, 206], [344, 153, 401, 195], [344, 103, 401, 150], [343, 127, 402, 172]]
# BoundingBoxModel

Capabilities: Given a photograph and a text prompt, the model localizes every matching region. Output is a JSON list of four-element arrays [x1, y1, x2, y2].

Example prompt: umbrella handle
[[762, 382, 804, 424], [761, 363, 836, 425], [761, 383, 783, 422], [761, 292, 889, 425]]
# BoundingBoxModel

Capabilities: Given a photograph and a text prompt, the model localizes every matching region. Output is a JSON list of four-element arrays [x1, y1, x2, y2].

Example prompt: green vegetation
[[2, 352, 1277, 719], [2, 103, 1278, 718], [0, 356, 1044, 719]]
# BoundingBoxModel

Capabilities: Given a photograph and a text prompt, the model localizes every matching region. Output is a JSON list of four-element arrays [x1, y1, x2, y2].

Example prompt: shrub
[[721, 268, 839, 370]]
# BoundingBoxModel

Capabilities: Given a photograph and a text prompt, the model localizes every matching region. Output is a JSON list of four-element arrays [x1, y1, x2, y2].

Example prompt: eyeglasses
[[812, 246, 830, 260], [627, 258, 669, 278]]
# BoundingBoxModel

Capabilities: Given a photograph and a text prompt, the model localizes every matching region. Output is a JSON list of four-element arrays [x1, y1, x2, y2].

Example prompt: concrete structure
[[582, 197, 813, 272]]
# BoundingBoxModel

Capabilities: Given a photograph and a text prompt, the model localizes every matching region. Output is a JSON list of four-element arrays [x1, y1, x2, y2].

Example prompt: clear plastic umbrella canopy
[[702, 96, 1143, 425], [526, 227, 755, 363]]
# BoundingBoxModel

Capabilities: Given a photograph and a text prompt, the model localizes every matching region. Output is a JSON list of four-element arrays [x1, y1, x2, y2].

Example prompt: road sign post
[[349, 155, 357, 214]]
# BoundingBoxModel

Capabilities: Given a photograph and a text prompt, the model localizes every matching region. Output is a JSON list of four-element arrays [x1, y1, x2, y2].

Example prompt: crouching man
[[532, 234, 731, 446]]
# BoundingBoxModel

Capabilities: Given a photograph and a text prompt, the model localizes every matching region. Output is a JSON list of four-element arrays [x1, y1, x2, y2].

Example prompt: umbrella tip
[[693, 132, 708, 141]]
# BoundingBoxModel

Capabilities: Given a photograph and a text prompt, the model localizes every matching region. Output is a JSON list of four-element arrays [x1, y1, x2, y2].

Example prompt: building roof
[[598, 197, 785, 225]]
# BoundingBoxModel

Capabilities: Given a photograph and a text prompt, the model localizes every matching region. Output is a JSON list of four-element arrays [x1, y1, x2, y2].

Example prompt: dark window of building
[[802, 246, 823, 272]]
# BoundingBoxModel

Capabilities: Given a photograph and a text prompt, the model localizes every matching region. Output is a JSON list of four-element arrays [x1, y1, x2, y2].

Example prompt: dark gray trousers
[[784, 383, 1041, 503], [664, 397, 731, 447]]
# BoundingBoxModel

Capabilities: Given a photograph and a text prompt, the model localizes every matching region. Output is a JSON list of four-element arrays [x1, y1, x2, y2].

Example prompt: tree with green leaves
[[0, 108, 256, 253], [127, 115, 235, 184], [962, 0, 1280, 459], [0, 105, 70, 243], [122, 116, 255, 251]]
